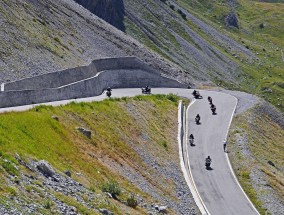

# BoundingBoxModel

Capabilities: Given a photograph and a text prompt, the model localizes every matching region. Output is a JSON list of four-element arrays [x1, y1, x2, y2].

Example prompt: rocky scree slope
[[75, 0, 257, 86], [76, 0, 284, 112], [228, 100, 284, 215], [0, 0, 188, 85]]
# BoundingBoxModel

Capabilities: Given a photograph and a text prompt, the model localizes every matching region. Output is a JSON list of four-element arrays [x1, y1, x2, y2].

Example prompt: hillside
[[228, 100, 284, 214], [0, 95, 199, 214], [0, 0, 188, 84], [75, 0, 284, 112]]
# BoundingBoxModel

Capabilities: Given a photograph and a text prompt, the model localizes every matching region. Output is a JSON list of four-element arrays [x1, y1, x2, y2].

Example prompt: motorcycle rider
[[208, 96, 212, 104], [195, 114, 200, 123], [205, 156, 212, 168], [189, 134, 194, 145], [106, 87, 112, 97]]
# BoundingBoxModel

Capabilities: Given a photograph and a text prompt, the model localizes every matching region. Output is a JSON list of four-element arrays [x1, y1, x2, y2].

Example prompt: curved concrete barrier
[[0, 58, 186, 108], [4, 57, 161, 91]]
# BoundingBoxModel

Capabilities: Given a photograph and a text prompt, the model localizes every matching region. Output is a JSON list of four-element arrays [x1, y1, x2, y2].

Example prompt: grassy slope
[[228, 105, 284, 214], [124, 0, 284, 112], [0, 95, 184, 214], [176, 0, 284, 111]]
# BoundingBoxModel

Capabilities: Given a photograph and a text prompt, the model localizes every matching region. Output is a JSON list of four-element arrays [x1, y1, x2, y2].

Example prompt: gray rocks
[[51, 115, 59, 121], [225, 12, 239, 29], [155, 205, 167, 213], [64, 170, 72, 177], [76, 127, 92, 138], [99, 208, 114, 215], [36, 160, 55, 177], [267, 160, 275, 167]]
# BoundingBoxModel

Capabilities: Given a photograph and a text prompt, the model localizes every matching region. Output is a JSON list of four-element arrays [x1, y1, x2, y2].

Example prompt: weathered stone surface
[[36, 160, 55, 177], [51, 116, 59, 121], [64, 170, 72, 177], [225, 12, 239, 28], [99, 208, 114, 215], [76, 127, 92, 139]]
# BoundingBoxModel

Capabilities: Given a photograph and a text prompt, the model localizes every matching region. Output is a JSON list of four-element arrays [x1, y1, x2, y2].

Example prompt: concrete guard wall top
[[4, 57, 160, 91], [0, 68, 185, 108]]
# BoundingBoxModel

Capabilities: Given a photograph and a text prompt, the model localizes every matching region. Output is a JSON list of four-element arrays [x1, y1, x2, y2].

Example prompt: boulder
[[36, 160, 55, 177], [51, 115, 59, 121], [99, 208, 114, 215], [225, 12, 238, 28], [64, 170, 72, 177], [268, 160, 275, 167], [76, 127, 91, 139]]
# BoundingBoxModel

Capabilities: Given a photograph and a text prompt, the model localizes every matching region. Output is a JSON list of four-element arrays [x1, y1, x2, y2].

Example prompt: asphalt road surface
[[0, 88, 259, 215], [186, 90, 258, 215]]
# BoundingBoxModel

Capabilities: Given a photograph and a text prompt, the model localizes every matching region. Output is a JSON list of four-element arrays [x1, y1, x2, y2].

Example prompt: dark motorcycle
[[106, 87, 112, 98], [189, 134, 194, 146], [192, 90, 203, 99], [106, 91, 112, 98], [205, 157, 212, 169], [195, 115, 200, 124], [195, 117, 200, 125], [208, 96, 212, 104], [142, 87, 151, 94], [211, 106, 216, 115]]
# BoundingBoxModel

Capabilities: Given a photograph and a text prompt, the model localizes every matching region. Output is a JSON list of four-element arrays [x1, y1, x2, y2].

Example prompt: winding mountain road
[[0, 88, 259, 215]]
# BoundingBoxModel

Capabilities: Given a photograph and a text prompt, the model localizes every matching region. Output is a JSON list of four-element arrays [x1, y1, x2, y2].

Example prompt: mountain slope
[[75, 0, 284, 112], [0, 95, 198, 214], [0, 0, 188, 84]]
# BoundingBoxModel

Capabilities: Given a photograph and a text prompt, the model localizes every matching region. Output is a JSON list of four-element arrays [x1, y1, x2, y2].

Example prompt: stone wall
[[4, 57, 159, 91], [0, 57, 186, 108]]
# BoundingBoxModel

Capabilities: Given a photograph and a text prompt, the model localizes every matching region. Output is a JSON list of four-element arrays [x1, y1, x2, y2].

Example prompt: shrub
[[166, 93, 178, 103], [259, 23, 264, 29], [102, 180, 121, 198], [2, 161, 19, 176], [169, 4, 175, 10], [127, 195, 138, 208], [7, 186, 17, 196], [177, 9, 187, 20], [43, 200, 53, 209]]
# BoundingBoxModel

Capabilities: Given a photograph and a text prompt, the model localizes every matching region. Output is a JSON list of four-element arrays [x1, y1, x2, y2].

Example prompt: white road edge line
[[178, 99, 210, 215], [1, 83, 4, 92], [224, 96, 261, 215], [184, 100, 211, 215]]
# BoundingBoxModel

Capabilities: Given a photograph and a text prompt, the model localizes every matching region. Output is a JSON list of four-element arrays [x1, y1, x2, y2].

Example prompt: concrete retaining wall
[[4, 57, 159, 91], [0, 68, 185, 108]]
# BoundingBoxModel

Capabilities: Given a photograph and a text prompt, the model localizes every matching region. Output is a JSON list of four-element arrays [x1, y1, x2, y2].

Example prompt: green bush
[[127, 195, 138, 208], [102, 180, 121, 198], [166, 93, 178, 103]]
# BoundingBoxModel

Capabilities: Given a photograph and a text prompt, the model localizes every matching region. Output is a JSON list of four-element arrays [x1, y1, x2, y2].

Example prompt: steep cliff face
[[74, 0, 125, 31]]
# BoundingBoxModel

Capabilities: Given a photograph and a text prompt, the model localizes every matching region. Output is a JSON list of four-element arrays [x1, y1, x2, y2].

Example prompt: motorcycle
[[142, 87, 151, 94], [195, 114, 201, 124], [208, 96, 212, 104], [192, 90, 203, 99], [211, 106, 216, 115], [106, 88, 112, 98], [205, 157, 212, 169], [106, 91, 112, 98], [195, 116, 200, 124], [189, 135, 194, 146]]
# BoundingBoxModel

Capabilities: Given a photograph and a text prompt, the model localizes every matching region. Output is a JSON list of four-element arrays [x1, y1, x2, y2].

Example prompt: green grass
[[0, 94, 184, 213], [228, 106, 284, 214]]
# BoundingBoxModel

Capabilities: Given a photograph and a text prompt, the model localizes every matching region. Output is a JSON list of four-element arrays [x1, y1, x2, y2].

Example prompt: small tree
[[127, 195, 138, 208], [102, 180, 121, 199]]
